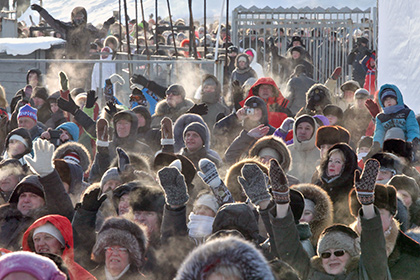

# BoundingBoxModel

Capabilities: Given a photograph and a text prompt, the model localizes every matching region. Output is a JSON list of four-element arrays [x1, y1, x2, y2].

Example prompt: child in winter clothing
[[373, 84, 420, 147]]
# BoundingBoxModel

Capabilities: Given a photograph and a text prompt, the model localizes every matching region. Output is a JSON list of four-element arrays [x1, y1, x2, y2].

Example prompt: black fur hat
[[349, 184, 398, 217]]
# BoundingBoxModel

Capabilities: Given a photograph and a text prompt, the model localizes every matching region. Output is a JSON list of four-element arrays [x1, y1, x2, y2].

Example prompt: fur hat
[[153, 152, 196, 185], [129, 183, 165, 214], [175, 236, 275, 280], [183, 122, 207, 144], [317, 224, 360, 257], [248, 135, 291, 172], [354, 88, 370, 99], [292, 184, 334, 247], [340, 80, 360, 92], [388, 175, 419, 202], [315, 125, 350, 149], [357, 136, 373, 150], [349, 184, 398, 217], [53, 141, 91, 173], [92, 217, 148, 269], [322, 104, 343, 120], [383, 139, 413, 160], [371, 152, 403, 175]]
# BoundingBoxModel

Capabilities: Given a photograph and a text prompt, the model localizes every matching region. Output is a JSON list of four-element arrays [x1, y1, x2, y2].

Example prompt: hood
[[248, 77, 282, 99], [22, 215, 74, 262], [378, 84, 404, 109], [132, 105, 152, 133], [292, 184, 334, 247], [26, 69, 42, 85], [200, 74, 222, 104], [56, 122, 79, 142], [305, 83, 332, 110], [52, 141, 91, 173], [248, 135, 291, 172], [8, 175, 44, 204], [292, 114, 319, 151], [113, 110, 139, 140], [244, 47, 257, 64], [320, 143, 358, 184], [5, 127, 33, 159], [243, 96, 270, 126], [173, 113, 211, 153], [234, 53, 251, 69], [71, 7, 87, 25]]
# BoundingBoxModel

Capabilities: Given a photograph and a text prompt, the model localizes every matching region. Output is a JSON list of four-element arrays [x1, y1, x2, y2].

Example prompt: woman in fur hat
[[349, 184, 420, 279], [314, 143, 359, 224]]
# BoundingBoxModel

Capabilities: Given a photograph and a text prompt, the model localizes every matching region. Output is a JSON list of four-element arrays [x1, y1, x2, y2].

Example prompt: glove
[[96, 118, 109, 143], [86, 90, 97, 109], [109, 73, 125, 85], [81, 186, 107, 212], [198, 159, 234, 205], [186, 103, 208, 116], [354, 159, 380, 205], [365, 99, 380, 118], [59, 71, 69, 92], [117, 147, 130, 173], [363, 141, 381, 162], [330, 66, 342, 80], [57, 94, 79, 115], [158, 166, 189, 206], [104, 16, 116, 26], [104, 100, 117, 117], [24, 139, 55, 177], [31, 4, 42, 12], [161, 117, 173, 139], [238, 163, 271, 206], [279, 117, 294, 135], [130, 74, 150, 87], [269, 159, 290, 204]]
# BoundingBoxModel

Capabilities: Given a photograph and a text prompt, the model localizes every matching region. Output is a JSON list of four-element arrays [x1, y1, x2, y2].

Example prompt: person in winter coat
[[240, 77, 290, 128], [41, 122, 80, 148], [31, 86, 51, 125], [333, 80, 360, 112], [349, 184, 420, 280], [287, 114, 320, 183], [292, 183, 334, 252], [314, 143, 359, 224], [1, 127, 32, 167], [347, 37, 370, 88], [52, 141, 92, 176], [10, 68, 43, 113], [322, 104, 344, 126], [224, 96, 276, 164], [373, 84, 420, 146], [54, 159, 87, 205], [0, 159, 26, 204], [44, 91, 67, 129], [91, 46, 116, 91], [299, 84, 332, 117], [0, 139, 74, 251], [230, 53, 258, 87], [16, 104, 45, 141], [251, 158, 390, 280], [91, 217, 148, 280], [285, 64, 316, 116], [150, 84, 195, 128], [244, 48, 264, 78], [131, 105, 160, 153], [22, 214, 96, 280], [175, 236, 275, 280], [286, 46, 314, 79], [361, 51, 376, 95]]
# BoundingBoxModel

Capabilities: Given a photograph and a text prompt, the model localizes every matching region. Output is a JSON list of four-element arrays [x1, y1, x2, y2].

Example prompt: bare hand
[[247, 124, 270, 139]]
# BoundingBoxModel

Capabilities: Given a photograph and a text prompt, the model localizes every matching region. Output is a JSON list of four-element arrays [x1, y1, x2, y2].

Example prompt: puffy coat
[[22, 214, 96, 280]]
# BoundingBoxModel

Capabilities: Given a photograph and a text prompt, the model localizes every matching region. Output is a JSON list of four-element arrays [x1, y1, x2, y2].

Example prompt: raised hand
[[24, 139, 55, 177], [238, 163, 271, 206], [158, 165, 189, 206], [269, 159, 290, 204], [85, 90, 97, 109], [57, 94, 79, 115], [354, 158, 380, 205]]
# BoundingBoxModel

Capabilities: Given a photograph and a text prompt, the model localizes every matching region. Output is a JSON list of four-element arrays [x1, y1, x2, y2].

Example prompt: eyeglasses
[[105, 247, 128, 254], [320, 249, 346, 259]]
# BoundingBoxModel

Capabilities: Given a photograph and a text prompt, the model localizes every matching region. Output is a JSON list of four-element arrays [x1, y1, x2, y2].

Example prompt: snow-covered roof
[[0, 37, 65, 56]]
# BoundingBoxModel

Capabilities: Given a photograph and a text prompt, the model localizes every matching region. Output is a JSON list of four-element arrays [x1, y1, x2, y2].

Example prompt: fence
[[231, 5, 377, 86]]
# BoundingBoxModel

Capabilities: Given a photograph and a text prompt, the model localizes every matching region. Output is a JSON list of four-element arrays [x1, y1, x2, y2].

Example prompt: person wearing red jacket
[[239, 77, 291, 128], [22, 214, 96, 280]]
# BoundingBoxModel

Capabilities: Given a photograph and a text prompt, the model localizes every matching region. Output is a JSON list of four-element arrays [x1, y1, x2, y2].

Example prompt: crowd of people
[[0, 3, 420, 280]]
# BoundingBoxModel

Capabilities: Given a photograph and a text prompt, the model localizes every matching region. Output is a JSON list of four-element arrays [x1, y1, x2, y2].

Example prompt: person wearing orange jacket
[[22, 214, 96, 280], [239, 77, 291, 128]]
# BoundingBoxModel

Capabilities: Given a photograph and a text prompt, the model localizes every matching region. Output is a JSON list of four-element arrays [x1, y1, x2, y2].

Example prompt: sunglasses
[[320, 249, 346, 259]]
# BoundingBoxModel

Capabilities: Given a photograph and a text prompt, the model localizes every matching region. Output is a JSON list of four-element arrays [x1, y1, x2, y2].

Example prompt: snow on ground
[[0, 37, 64, 55]]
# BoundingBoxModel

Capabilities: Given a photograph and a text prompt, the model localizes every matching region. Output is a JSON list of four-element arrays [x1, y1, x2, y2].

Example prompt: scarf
[[383, 104, 404, 114], [187, 213, 215, 241]]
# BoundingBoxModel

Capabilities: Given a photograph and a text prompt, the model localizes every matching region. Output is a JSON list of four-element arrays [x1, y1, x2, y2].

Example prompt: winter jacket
[[22, 215, 96, 280], [286, 73, 316, 116], [343, 106, 372, 148], [213, 112, 244, 153], [240, 77, 290, 128], [44, 109, 67, 129], [150, 98, 195, 128], [132, 105, 161, 153], [287, 115, 320, 183], [347, 44, 369, 88], [374, 84, 420, 145], [271, 206, 390, 280], [230, 53, 258, 86], [2, 127, 33, 166], [181, 146, 222, 169], [0, 172, 74, 251], [244, 48, 264, 78], [36, 102, 52, 125], [91, 54, 116, 90], [314, 143, 359, 224], [361, 53, 376, 95]]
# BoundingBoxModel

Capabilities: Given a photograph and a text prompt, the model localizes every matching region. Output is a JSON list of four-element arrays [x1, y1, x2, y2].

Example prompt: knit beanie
[[381, 88, 397, 103], [322, 104, 343, 120], [295, 115, 315, 131], [183, 122, 207, 145], [32, 86, 48, 101], [100, 167, 121, 190], [317, 224, 360, 257], [18, 104, 37, 122], [388, 175, 419, 202], [195, 193, 218, 214], [354, 88, 370, 99]]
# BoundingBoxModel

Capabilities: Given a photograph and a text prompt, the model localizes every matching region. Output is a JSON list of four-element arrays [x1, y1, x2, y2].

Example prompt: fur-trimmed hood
[[292, 183, 334, 247], [292, 114, 319, 151], [53, 141, 91, 173], [248, 135, 291, 172], [175, 236, 275, 280], [174, 113, 211, 153], [200, 74, 222, 104], [153, 97, 194, 117]]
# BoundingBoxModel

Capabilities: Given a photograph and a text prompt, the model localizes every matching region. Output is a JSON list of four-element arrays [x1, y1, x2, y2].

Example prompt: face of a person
[[300, 209, 314, 223], [18, 117, 36, 130], [203, 84, 216, 94], [27, 73, 39, 87], [325, 114, 338, 125], [135, 113, 146, 128], [238, 60, 247, 69], [258, 85, 274, 100], [246, 107, 263, 122], [397, 190, 413, 208], [356, 98, 366, 109], [383, 97, 397, 107], [166, 92, 183, 108], [134, 211, 160, 238], [31, 97, 45, 109], [50, 102, 59, 113], [296, 122, 314, 142], [193, 205, 216, 217], [320, 144, 333, 159], [357, 147, 370, 154], [8, 139, 26, 157], [103, 179, 121, 192], [327, 152, 345, 177], [105, 245, 131, 277], [377, 170, 393, 183], [59, 129, 72, 143], [321, 249, 351, 275], [0, 174, 20, 193], [291, 51, 301, 59], [185, 131, 204, 152], [17, 192, 45, 216], [116, 119, 131, 138], [379, 208, 393, 232], [33, 232, 63, 255], [259, 155, 275, 165], [343, 90, 355, 102], [118, 194, 131, 216], [3, 272, 38, 280]]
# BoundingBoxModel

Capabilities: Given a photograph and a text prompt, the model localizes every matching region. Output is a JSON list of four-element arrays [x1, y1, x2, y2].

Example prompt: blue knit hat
[[56, 122, 79, 142], [18, 104, 37, 122]]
